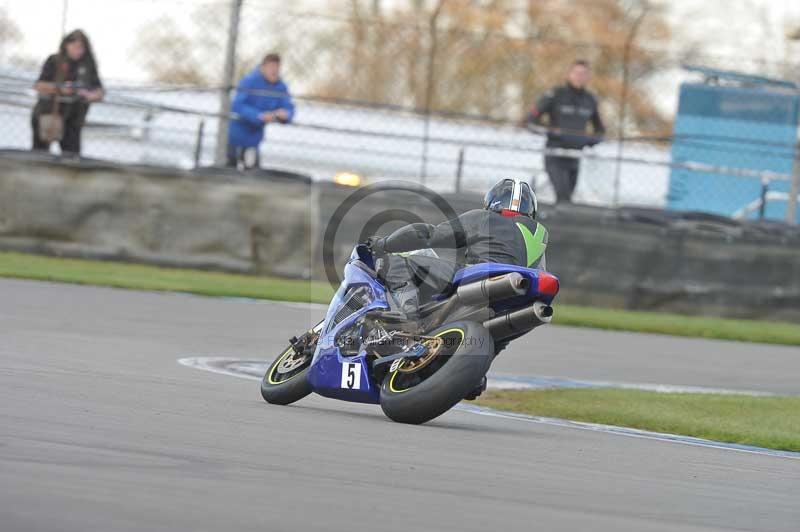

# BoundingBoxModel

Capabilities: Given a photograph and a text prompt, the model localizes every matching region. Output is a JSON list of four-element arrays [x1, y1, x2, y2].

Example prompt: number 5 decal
[[341, 362, 362, 389]]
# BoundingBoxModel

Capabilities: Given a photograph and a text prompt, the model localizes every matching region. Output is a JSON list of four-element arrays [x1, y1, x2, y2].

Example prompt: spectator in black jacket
[[528, 60, 605, 203], [32, 29, 104, 156]]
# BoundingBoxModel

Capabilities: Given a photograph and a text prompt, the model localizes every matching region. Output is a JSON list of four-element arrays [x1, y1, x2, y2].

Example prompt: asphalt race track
[[2, 278, 799, 532]]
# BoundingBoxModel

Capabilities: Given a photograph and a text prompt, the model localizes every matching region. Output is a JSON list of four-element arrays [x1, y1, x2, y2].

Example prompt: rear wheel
[[260, 322, 321, 405], [379, 321, 493, 424]]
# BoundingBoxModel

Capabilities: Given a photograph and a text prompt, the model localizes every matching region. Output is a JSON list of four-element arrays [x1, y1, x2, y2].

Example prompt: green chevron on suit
[[516, 222, 548, 267]]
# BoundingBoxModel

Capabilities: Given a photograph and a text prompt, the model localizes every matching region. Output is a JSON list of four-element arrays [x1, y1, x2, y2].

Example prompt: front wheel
[[380, 321, 493, 425], [260, 322, 321, 405]]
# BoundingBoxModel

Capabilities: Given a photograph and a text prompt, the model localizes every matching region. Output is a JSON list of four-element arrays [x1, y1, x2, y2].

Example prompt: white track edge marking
[[178, 357, 800, 461]]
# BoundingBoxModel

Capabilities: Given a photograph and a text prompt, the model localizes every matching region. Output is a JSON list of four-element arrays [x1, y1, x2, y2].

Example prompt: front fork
[[288, 321, 325, 357]]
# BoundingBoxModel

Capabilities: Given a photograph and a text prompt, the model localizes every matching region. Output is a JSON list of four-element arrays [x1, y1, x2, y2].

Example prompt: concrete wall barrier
[[0, 152, 315, 278], [1, 151, 799, 321]]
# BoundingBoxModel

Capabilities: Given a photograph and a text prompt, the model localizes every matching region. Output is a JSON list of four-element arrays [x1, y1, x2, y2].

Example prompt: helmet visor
[[518, 182, 535, 216], [487, 179, 514, 211]]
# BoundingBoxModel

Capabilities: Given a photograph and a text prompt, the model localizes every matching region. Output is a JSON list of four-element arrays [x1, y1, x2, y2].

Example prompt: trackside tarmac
[[2, 279, 799, 531], [177, 356, 800, 460]]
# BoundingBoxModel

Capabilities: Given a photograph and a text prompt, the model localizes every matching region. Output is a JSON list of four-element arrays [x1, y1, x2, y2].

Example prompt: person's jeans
[[544, 155, 580, 203], [226, 144, 261, 169]]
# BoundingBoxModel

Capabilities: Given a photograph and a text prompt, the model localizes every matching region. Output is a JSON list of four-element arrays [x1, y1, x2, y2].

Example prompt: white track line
[[178, 357, 800, 461], [487, 374, 778, 396]]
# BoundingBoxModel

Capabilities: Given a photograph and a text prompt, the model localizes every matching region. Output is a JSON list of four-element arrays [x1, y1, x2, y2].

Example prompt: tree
[[131, 3, 313, 86], [305, 0, 672, 133], [130, 0, 673, 133], [0, 7, 35, 68], [131, 18, 209, 85]]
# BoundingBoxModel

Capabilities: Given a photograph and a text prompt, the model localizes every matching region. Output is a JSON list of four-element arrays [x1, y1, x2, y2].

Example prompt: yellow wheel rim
[[388, 328, 465, 393], [267, 347, 307, 385]]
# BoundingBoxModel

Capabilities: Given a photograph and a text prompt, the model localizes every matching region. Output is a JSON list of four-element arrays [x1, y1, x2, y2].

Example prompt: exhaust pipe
[[483, 301, 553, 339], [456, 273, 529, 305]]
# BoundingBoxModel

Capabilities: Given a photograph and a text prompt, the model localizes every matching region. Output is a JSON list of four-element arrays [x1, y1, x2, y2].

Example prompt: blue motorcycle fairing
[[307, 259, 388, 404], [306, 247, 559, 404], [352, 244, 376, 271]]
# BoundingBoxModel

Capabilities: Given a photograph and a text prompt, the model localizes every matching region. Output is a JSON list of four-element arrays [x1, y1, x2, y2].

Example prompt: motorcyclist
[[367, 178, 548, 315]]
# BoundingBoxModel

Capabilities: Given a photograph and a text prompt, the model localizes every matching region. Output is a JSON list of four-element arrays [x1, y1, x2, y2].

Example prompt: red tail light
[[537, 272, 559, 296]]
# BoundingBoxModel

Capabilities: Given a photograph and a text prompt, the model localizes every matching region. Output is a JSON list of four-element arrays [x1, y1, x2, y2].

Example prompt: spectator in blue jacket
[[226, 53, 295, 169]]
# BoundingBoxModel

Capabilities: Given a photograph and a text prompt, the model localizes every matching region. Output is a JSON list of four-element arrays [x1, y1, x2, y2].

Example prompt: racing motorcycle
[[260, 244, 559, 424]]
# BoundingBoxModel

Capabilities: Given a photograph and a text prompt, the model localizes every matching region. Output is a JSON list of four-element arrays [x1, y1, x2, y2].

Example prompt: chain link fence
[[0, 0, 798, 220]]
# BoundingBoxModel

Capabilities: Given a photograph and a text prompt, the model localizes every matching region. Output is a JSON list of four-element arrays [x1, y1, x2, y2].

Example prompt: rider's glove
[[365, 236, 387, 256]]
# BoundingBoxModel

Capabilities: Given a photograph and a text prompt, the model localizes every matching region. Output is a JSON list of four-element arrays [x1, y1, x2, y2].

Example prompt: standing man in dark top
[[32, 29, 104, 156], [527, 60, 605, 203]]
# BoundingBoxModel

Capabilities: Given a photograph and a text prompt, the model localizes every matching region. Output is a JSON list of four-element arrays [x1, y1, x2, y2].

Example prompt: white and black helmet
[[483, 178, 538, 219]]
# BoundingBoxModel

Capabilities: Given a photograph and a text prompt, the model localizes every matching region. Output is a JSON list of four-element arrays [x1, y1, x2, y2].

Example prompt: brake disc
[[397, 337, 443, 373], [277, 351, 308, 373]]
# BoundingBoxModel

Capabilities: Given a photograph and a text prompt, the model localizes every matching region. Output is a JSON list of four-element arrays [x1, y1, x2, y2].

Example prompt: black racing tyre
[[380, 321, 493, 425], [260, 345, 313, 405], [260, 323, 322, 405]]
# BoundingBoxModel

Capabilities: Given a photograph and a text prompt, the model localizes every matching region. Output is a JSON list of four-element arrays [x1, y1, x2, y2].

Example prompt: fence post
[[194, 118, 206, 169], [141, 109, 153, 142], [61, 0, 69, 35], [214, 0, 243, 166], [455, 147, 465, 193], [787, 142, 799, 225], [758, 178, 768, 220]]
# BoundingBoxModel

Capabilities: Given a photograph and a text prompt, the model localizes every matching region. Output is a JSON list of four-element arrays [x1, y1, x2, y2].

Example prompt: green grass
[[0, 251, 334, 303], [1, 251, 799, 346], [554, 304, 800, 346], [475, 389, 800, 452]]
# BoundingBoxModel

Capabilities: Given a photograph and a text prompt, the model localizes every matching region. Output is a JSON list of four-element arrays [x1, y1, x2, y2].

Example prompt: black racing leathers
[[376, 209, 548, 312], [528, 83, 605, 203], [528, 83, 605, 150], [382, 209, 545, 267]]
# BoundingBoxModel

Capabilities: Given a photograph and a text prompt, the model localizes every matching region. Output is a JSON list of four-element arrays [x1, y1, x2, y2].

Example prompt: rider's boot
[[463, 376, 487, 401]]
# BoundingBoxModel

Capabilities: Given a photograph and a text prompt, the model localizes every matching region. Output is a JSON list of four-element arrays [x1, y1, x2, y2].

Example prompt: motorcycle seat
[[451, 262, 542, 289]]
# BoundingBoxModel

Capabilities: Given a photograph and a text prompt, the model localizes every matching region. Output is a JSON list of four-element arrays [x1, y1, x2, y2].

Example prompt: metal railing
[[2, 75, 799, 222]]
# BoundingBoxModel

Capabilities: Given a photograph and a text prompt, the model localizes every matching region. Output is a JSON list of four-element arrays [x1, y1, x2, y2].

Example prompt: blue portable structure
[[668, 65, 799, 219]]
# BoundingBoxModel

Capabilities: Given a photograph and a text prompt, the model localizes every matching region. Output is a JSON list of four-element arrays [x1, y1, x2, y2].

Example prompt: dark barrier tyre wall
[[314, 185, 800, 322], [1, 152, 798, 321], [538, 205, 800, 321]]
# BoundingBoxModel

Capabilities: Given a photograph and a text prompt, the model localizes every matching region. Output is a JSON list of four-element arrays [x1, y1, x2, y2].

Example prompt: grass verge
[[555, 304, 800, 346], [1, 251, 799, 346], [0, 251, 334, 303], [475, 389, 800, 452]]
